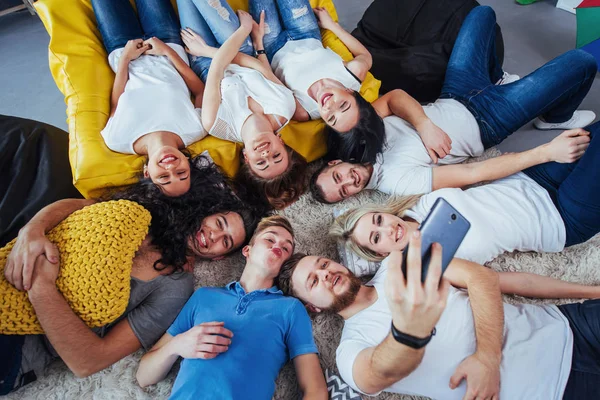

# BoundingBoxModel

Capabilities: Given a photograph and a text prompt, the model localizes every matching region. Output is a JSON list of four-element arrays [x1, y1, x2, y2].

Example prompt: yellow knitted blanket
[[0, 200, 151, 335]]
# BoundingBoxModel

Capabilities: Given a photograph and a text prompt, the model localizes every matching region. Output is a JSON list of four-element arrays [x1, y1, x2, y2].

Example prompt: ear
[[306, 304, 322, 314], [241, 245, 250, 258], [242, 149, 249, 163], [143, 165, 149, 178], [328, 159, 342, 166], [277, 134, 284, 144]]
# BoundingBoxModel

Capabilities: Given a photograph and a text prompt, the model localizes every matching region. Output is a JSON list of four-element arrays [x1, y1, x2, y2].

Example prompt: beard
[[325, 272, 362, 313]]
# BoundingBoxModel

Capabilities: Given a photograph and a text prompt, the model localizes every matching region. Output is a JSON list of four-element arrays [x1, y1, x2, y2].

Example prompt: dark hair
[[276, 252, 307, 297], [309, 162, 334, 204], [237, 146, 308, 210], [107, 154, 263, 274], [326, 91, 385, 164]]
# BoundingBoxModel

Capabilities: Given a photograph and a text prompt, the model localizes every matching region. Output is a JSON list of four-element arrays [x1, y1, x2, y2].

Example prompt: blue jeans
[[177, 0, 254, 81], [440, 6, 597, 148], [0, 335, 24, 395], [523, 121, 600, 247], [559, 300, 600, 399], [248, 0, 321, 62], [91, 0, 183, 54]]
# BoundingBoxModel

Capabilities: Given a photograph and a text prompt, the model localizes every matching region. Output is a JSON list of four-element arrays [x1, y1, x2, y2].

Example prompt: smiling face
[[244, 226, 294, 276], [316, 83, 360, 133], [290, 256, 361, 313], [315, 160, 372, 203], [188, 212, 247, 260], [145, 146, 191, 197], [352, 212, 416, 257], [243, 132, 289, 179]]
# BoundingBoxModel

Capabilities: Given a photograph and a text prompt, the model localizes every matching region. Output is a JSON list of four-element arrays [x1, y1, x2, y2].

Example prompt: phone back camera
[[451, 214, 457, 221]]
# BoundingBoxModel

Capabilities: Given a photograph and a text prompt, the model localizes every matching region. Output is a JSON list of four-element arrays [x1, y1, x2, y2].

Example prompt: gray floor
[[0, 0, 598, 153]]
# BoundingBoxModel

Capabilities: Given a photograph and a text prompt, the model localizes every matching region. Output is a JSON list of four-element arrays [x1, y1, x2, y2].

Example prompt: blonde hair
[[329, 195, 422, 262]]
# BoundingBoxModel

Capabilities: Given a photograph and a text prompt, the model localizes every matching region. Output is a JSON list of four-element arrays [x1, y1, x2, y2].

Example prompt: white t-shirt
[[365, 99, 483, 195], [209, 64, 296, 143], [403, 172, 566, 264], [101, 44, 206, 154], [271, 38, 362, 120], [336, 261, 573, 400]]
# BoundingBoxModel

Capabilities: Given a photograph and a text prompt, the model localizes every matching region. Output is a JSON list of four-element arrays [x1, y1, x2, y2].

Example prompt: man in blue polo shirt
[[135, 216, 327, 399]]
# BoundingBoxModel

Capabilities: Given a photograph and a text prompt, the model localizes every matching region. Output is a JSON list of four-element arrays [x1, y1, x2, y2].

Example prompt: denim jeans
[[523, 121, 600, 247], [440, 6, 597, 148], [177, 0, 254, 81], [0, 335, 25, 395], [92, 0, 183, 54], [248, 0, 321, 62], [559, 299, 600, 399]]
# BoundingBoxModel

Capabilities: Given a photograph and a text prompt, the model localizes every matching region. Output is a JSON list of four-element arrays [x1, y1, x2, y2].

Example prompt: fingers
[[12, 256, 24, 290], [436, 147, 448, 160], [196, 343, 229, 354], [563, 128, 589, 137], [427, 148, 439, 164], [201, 334, 232, 346], [199, 321, 225, 326], [199, 325, 234, 338], [260, 10, 265, 25], [449, 366, 465, 389], [387, 250, 407, 291], [4, 256, 14, 284], [406, 231, 423, 288], [424, 243, 443, 292], [45, 242, 59, 264]]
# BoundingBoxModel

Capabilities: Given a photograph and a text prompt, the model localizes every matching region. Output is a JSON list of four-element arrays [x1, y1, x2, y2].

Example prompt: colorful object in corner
[[577, 0, 600, 70], [0, 200, 151, 335]]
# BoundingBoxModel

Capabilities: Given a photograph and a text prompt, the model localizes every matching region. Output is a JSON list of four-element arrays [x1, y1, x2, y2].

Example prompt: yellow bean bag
[[0, 200, 151, 335], [35, 0, 381, 199]]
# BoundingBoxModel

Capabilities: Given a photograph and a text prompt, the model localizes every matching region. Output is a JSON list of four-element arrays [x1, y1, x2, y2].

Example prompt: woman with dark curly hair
[[2, 154, 263, 392]]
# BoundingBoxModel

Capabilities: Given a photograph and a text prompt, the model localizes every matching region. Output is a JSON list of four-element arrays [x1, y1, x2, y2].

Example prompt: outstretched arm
[[498, 271, 600, 299], [293, 354, 328, 400], [313, 7, 371, 81], [5, 198, 96, 291], [373, 89, 452, 163], [431, 128, 591, 191]]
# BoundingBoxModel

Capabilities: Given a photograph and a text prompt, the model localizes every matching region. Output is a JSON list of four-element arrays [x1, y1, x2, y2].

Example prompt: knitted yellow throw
[[0, 200, 151, 335]]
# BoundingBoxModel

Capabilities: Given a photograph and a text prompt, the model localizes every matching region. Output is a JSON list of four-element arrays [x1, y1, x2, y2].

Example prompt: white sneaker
[[533, 110, 597, 130], [496, 71, 520, 85]]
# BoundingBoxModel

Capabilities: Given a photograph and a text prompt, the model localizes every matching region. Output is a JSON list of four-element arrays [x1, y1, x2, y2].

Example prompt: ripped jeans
[[177, 0, 254, 81], [248, 0, 322, 62]]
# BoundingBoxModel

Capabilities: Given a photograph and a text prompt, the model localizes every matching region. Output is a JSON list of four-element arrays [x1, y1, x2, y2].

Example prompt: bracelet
[[390, 322, 436, 349], [255, 49, 266, 56]]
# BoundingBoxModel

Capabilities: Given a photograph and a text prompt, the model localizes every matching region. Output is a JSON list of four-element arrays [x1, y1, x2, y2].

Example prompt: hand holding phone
[[402, 198, 470, 282]]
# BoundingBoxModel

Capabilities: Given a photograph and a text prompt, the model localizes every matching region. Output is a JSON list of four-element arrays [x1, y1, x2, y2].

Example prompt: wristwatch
[[255, 49, 266, 57], [390, 322, 436, 349]]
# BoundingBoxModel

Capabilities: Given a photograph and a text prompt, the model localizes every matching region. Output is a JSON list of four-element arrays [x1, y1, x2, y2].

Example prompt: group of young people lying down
[[96, 0, 374, 208], [2, 0, 600, 399]]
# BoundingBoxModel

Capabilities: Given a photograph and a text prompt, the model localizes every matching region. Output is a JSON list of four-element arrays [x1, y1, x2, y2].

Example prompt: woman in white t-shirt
[[177, 1, 308, 209], [331, 121, 600, 272], [93, 0, 207, 197]]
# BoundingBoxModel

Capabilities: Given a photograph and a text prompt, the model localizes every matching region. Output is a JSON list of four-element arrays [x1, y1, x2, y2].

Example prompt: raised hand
[[313, 7, 336, 31], [544, 128, 590, 163], [181, 28, 214, 57], [172, 322, 233, 359], [415, 118, 453, 164], [237, 10, 254, 33], [122, 39, 150, 62], [384, 231, 450, 338], [143, 37, 171, 56], [251, 10, 266, 46]]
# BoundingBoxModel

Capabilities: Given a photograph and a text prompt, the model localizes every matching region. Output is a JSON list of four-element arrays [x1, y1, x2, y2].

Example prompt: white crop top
[[101, 44, 206, 154], [271, 38, 362, 120], [209, 64, 296, 143]]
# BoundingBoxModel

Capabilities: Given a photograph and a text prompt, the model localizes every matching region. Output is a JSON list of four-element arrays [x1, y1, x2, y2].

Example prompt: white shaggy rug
[[7, 149, 600, 400]]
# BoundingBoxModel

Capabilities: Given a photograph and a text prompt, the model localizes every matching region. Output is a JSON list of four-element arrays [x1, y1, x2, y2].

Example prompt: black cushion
[[352, 0, 504, 102], [0, 115, 82, 247]]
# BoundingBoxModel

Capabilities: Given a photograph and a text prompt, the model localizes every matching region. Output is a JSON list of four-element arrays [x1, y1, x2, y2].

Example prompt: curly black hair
[[107, 154, 265, 274], [325, 91, 386, 164]]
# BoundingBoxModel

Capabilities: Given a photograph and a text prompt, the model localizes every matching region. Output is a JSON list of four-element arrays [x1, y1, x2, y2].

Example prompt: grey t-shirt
[[21, 271, 194, 376]]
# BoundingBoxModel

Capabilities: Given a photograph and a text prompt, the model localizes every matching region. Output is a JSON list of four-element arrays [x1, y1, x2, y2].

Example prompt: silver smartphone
[[402, 198, 471, 282]]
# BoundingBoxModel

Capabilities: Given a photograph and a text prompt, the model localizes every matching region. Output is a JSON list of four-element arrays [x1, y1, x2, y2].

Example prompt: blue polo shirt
[[166, 282, 318, 400]]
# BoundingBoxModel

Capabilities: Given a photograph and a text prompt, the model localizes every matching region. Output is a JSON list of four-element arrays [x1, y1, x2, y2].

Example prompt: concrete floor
[[0, 0, 598, 153]]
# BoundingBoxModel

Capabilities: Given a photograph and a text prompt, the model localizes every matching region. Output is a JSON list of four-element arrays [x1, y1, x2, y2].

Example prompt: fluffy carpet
[[7, 149, 600, 400]]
